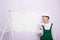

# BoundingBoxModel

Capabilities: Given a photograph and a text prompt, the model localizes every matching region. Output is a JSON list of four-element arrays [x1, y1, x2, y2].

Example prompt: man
[[39, 13, 53, 40]]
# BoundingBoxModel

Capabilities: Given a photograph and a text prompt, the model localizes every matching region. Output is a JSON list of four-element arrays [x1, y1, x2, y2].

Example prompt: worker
[[39, 13, 53, 40]]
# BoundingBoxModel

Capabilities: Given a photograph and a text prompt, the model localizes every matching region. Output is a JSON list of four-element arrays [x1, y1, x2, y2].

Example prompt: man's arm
[[37, 26, 43, 35], [52, 23, 56, 40]]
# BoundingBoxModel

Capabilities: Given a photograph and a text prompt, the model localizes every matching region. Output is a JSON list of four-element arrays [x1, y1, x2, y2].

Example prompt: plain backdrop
[[0, 0, 60, 40]]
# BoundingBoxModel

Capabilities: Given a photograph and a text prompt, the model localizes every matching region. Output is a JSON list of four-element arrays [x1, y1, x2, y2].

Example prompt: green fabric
[[40, 23, 53, 40]]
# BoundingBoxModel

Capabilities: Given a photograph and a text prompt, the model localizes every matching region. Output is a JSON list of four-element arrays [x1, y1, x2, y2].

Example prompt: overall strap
[[42, 25, 45, 30], [50, 23, 53, 30]]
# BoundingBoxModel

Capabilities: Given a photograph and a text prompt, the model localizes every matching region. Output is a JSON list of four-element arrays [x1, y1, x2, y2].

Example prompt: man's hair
[[45, 16, 50, 19], [42, 16, 50, 19]]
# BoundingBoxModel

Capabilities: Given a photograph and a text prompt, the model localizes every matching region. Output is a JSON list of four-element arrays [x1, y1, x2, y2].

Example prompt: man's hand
[[40, 28, 42, 30]]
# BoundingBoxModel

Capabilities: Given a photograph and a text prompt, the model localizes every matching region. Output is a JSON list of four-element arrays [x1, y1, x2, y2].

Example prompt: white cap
[[42, 13, 50, 17]]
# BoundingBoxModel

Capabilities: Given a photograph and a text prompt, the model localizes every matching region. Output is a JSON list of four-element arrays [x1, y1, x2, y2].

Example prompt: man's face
[[42, 16, 49, 22]]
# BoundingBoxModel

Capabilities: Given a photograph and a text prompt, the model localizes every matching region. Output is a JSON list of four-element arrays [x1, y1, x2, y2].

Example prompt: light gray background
[[0, 0, 60, 40]]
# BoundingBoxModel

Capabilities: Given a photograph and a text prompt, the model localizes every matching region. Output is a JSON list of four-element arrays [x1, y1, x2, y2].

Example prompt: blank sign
[[11, 11, 41, 33]]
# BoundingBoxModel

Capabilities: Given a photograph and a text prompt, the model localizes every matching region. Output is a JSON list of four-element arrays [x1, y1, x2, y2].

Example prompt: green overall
[[40, 23, 53, 40]]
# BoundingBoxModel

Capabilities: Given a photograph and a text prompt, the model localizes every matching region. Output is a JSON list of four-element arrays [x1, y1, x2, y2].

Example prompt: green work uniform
[[40, 23, 53, 40]]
